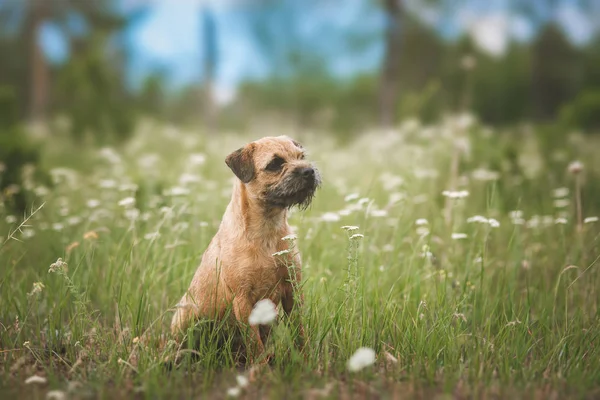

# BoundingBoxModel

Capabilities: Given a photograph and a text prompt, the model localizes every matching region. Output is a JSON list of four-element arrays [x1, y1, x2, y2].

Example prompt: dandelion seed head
[[568, 160, 584, 175]]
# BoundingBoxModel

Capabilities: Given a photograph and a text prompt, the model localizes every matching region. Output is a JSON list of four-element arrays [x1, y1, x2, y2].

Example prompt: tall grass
[[1, 117, 600, 398]]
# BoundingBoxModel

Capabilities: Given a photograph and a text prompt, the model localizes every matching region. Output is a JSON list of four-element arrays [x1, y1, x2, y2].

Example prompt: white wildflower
[[25, 375, 47, 385], [179, 173, 202, 185], [27, 282, 45, 297], [471, 168, 500, 181], [48, 258, 67, 274], [118, 197, 136, 207], [467, 215, 488, 224], [415, 218, 428, 226], [416, 226, 430, 237], [584, 216, 598, 224], [248, 299, 278, 326], [5, 215, 17, 224], [321, 212, 340, 222], [510, 210, 523, 219], [144, 232, 160, 241], [86, 199, 101, 208], [99, 147, 121, 164], [21, 229, 35, 239], [344, 193, 360, 202], [165, 187, 190, 196], [347, 347, 376, 372], [189, 153, 206, 166], [388, 192, 406, 204], [272, 249, 291, 257], [46, 390, 66, 400], [451, 233, 468, 240], [554, 218, 568, 225], [370, 209, 388, 218], [67, 216, 82, 226], [553, 187, 570, 198], [281, 234, 297, 241], [226, 387, 241, 398], [99, 179, 117, 189], [553, 199, 570, 208], [341, 226, 359, 232], [350, 234, 364, 240], [382, 244, 394, 252], [236, 375, 249, 388], [124, 209, 140, 221], [488, 218, 500, 228], [442, 190, 469, 199]]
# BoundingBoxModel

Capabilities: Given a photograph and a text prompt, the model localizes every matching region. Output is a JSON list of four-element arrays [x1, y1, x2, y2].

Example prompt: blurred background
[[1, 0, 600, 140]]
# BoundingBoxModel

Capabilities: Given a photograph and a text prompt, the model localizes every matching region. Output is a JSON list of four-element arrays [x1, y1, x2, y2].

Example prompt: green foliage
[[0, 87, 43, 214], [2, 121, 600, 397], [54, 36, 136, 145], [560, 90, 600, 132]]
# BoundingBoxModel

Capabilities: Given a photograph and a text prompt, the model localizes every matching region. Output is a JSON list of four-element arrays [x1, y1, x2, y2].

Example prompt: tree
[[378, 0, 404, 127]]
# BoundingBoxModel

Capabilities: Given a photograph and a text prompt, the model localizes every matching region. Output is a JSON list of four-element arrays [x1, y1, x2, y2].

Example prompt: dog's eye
[[265, 156, 285, 172]]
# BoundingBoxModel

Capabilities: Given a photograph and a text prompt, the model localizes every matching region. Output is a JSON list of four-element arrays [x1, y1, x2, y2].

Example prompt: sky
[[36, 0, 599, 102]]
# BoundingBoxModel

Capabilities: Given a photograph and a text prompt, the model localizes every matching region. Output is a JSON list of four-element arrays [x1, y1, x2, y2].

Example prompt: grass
[[1, 117, 600, 399]]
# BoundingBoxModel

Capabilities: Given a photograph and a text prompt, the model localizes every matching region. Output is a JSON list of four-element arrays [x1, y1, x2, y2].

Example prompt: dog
[[170, 136, 320, 360]]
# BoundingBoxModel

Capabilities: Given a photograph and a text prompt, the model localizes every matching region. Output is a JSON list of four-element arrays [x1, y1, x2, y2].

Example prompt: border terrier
[[171, 136, 320, 359]]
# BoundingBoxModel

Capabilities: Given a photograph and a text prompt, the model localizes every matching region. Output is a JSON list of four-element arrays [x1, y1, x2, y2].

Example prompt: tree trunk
[[201, 7, 217, 135], [379, 0, 403, 127], [29, 0, 49, 122]]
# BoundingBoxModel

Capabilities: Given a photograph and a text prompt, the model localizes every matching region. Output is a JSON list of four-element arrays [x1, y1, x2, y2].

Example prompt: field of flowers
[[1, 116, 600, 399]]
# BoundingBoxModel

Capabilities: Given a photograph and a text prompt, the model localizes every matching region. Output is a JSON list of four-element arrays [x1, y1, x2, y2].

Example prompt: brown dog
[[171, 136, 320, 359]]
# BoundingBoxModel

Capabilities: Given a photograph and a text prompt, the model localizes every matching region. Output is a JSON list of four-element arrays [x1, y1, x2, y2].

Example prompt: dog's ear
[[225, 144, 255, 183]]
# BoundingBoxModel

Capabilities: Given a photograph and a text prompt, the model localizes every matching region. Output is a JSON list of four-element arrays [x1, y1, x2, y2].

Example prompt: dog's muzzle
[[265, 166, 321, 210]]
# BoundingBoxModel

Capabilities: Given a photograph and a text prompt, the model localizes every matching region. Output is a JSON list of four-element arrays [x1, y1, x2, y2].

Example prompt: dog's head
[[225, 136, 320, 210]]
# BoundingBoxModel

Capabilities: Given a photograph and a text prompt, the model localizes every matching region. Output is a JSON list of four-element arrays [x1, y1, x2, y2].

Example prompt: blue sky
[[36, 0, 599, 99]]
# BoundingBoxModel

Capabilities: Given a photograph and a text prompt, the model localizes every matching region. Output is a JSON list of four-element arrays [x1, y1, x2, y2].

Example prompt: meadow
[[1, 116, 600, 399]]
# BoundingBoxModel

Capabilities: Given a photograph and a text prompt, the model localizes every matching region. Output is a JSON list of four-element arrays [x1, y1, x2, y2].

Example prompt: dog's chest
[[244, 242, 292, 299]]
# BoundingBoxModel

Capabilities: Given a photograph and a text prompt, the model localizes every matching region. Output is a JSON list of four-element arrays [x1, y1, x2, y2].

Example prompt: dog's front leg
[[233, 297, 265, 362]]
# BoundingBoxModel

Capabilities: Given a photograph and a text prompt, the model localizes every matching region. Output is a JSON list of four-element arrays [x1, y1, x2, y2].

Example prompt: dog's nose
[[298, 167, 315, 179]]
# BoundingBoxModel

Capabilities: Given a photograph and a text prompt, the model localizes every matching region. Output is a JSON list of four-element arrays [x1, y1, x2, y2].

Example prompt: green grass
[[1, 118, 600, 399]]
